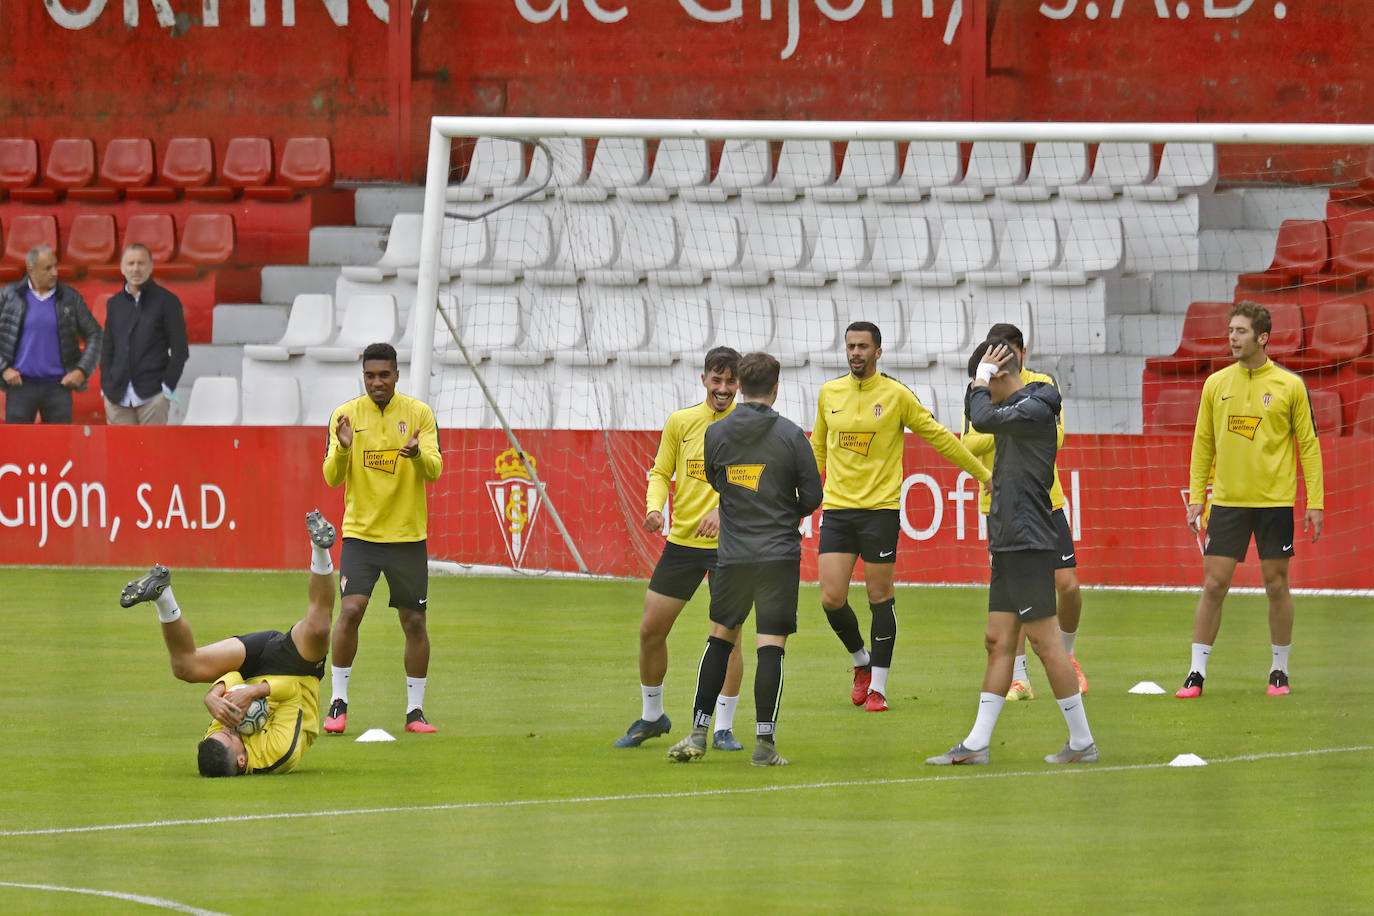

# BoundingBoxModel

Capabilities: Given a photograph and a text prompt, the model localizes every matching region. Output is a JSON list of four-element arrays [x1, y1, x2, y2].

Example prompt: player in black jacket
[[926, 340, 1099, 766], [667, 352, 823, 767]]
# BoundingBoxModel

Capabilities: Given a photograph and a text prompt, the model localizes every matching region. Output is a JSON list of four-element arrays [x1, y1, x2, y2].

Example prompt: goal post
[[402, 117, 1374, 592]]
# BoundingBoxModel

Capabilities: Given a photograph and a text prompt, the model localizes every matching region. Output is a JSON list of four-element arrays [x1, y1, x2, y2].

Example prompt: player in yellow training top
[[812, 321, 991, 711], [1178, 301, 1324, 699], [960, 322, 1088, 702], [322, 342, 444, 735], [614, 347, 749, 750], [120, 511, 339, 777]]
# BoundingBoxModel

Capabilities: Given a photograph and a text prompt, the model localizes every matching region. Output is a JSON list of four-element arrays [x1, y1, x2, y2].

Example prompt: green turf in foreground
[[0, 569, 1370, 914]]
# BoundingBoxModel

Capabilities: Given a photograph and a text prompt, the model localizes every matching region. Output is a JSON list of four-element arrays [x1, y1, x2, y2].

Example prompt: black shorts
[[340, 538, 430, 610], [647, 542, 717, 602], [709, 560, 801, 637], [818, 509, 900, 564], [1204, 506, 1296, 561], [1052, 508, 1077, 570], [988, 550, 1057, 622], [236, 627, 325, 680]]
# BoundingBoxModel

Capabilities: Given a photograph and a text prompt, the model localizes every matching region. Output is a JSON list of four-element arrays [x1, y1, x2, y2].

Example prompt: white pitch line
[[1, 745, 1367, 840], [0, 882, 230, 916]]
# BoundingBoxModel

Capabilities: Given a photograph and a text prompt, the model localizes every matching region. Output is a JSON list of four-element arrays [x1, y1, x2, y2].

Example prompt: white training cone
[[1129, 681, 1167, 694], [1169, 753, 1207, 767], [356, 728, 396, 743]]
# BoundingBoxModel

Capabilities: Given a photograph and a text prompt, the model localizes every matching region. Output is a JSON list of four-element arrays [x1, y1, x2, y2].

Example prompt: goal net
[[380, 118, 1374, 592]]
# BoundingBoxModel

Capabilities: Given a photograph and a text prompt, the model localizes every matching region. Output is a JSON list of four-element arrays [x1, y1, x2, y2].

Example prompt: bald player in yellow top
[[960, 323, 1087, 702], [323, 341, 443, 735], [120, 510, 339, 776], [1178, 301, 1324, 699], [614, 347, 749, 751], [813, 321, 991, 711]]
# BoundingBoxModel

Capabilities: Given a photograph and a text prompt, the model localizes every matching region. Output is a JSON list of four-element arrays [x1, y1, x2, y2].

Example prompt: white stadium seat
[[243, 293, 334, 361], [869, 141, 962, 203], [181, 376, 239, 425], [932, 141, 1027, 202], [810, 140, 899, 202], [447, 136, 527, 202], [304, 294, 398, 363]]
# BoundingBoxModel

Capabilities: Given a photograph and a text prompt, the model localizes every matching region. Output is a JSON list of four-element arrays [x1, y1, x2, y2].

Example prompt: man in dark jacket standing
[[100, 244, 189, 425], [926, 339, 1098, 767], [0, 246, 103, 424], [668, 352, 823, 767]]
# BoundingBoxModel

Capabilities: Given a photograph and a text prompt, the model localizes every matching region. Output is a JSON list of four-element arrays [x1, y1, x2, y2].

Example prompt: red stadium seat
[[185, 137, 273, 201], [1307, 388, 1344, 436], [10, 138, 96, 203], [1307, 217, 1374, 290], [69, 138, 155, 202], [1235, 219, 1328, 290], [1285, 300, 1370, 370], [127, 137, 215, 201], [175, 212, 235, 267], [59, 213, 117, 279], [1144, 301, 1231, 375], [0, 138, 40, 197], [0, 214, 59, 281], [1352, 391, 1374, 436], [1144, 383, 1203, 433], [1265, 299, 1304, 361], [245, 137, 333, 200]]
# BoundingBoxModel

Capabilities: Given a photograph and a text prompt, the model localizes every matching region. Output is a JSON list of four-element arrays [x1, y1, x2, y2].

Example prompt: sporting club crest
[[486, 447, 543, 567]]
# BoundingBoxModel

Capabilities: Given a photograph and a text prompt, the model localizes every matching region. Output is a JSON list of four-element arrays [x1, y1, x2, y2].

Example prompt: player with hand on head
[[812, 321, 991, 711], [323, 342, 444, 734], [927, 340, 1097, 766], [1177, 301, 1324, 699], [615, 347, 748, 751], [121, 511, 339, 776], [958, 322, 1086, 702]]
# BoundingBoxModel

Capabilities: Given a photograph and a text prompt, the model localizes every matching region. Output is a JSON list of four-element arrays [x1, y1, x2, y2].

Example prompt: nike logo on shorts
[[1018, 606, 1033, 618], [878, 550, 895, 558], [1282, 544, 1292, 551], [1061, 553, 1074, 561], [875, 635, 893, 642]]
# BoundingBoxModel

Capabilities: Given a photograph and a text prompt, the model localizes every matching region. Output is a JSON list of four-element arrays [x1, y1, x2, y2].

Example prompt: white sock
[[406, 677, 427, 713], [310, 544, 333, 575], [1061, 629, 1077, 656], [964, 692, 1005, 750], [1012, 655, 1028, 682], [851, 648, 871, 668], [1190, 642, 1212, 677], [1271, 644, 1291, 674], [331, 665, 351, 703], [714, 694, 739, 732], [641, 684, 665, 721], [870, 666, 890, 696], [1058, 692, 1094, 749], [154, 588, 180, 623]]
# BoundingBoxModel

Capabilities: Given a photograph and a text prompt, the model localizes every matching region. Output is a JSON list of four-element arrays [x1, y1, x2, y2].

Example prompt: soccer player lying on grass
[[121, 510, 338, 777], [926, 340, 1097, 767]]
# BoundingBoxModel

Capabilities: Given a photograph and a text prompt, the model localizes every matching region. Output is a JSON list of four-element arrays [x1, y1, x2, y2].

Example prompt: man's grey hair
[[26, 245, 56, 270]]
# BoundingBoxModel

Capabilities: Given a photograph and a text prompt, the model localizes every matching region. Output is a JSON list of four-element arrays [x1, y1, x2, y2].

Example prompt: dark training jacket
[[704, 400, 823, 565], [965, 381, 1062, 553], [100, 280, 190, 402]]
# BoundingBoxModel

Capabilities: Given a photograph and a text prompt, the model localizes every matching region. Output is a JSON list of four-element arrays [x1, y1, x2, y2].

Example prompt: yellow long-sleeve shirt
[[645, 399, 735, 548], [322, 391, 443, 542], [1189, 359, 1324, 510], [204, 671, 321, 775], [961, 366, 1067, 515], [812, 372, 990, 511]]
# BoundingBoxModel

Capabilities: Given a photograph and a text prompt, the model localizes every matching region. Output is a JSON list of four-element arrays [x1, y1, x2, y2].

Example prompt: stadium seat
[[624, 287, 713, 365], [932, 141, 1027, 202], [1029, 216, 1124, 285], [243, 293, 335, 360], [681, 138, 772, 203], [905, 216, 996, 286], [714, 212, 807, 286], [565, 136, 649, 202], [812, 296, 909, 369], [552, 366, 619, 429], [342, 213, 423, 282], [0, 138, 40, 197], [58, 214, 117, 280], [585, 213, 678, 286], [869, 141, 961, 203], [432, 371, 491, 430], [558, 287, 649, 365], [116, 213, 177, 268], [446, 136, 527, 203], [1144, 383, 1203, 433], [773, 295, 838, 366], [1285, 300, 1370, 370], [1059, 142, 1155, 201], [1, 214, 58, 280], [240, 373, 300, 425], [396, 216, 490, 283], [69, 137, 155, 202], [837, 215, 932, 287], [777, 213, 867, 286], [516, 137, 589, 201], [478, 367, 552, 429], [174, 212, 235, 268], [965, 217, 1059, 286], [1307, 387, 1344, 436], [1125, 142, 1218, 201], [774, 364, 824, 430], [996, 141, 1090, 201], [1143, 301, 1233, 375], [437, 288, 523, 363], [277, 137, 333, 189], [527, 209, 617, 286], [185, 137, 273, 201], [744, 139, 836, 202], [493, 291, 586, 365], [907, 295, 971, 366], [9, 138, 96, 202], [127, 137, 215, 201], [619, 137, 710, 202], [181, 376, 240, 425], [300, 374, 364, 426], [649, 211, 740, 286], [711, 290, 775, 352], [810, 140, 899, 202], [1306, 217, 1374, 290], [956, 297, 1029, 360], [463, 210, 554, 285], [1352, 391, 1374, 436], [305, 293, 398, 362], [1236, 219, 1329, 290], [613, 371, 689, 430], [1265, 299, 1304, 362]]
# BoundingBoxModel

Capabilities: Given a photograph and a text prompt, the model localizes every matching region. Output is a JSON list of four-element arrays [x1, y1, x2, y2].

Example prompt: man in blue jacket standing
[[100, 244, 189, 425], [667, 351, 823, 767]]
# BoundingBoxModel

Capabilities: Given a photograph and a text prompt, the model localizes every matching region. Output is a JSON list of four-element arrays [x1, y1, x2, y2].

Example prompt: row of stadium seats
[[1236, 216, 1374, 292], [0, 136, 334, 203], [448, 136, 1217, 205], [0, 211, 236, 282]]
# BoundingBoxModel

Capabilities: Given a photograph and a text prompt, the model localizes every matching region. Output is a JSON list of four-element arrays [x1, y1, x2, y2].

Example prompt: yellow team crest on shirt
[[363, 449, 400, 474], [838, 431, 875, 456], [1227, 415, 1261, 440], [686, 458, 707, 482], [726, 464, 765, 490]]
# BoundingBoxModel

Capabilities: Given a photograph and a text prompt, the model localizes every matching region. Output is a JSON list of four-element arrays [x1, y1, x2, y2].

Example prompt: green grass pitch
[[0, 567, 1370, 914]]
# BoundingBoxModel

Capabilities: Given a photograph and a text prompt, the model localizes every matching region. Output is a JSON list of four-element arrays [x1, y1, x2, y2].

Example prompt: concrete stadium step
[[1197, 229, 1281, 272], [1056, 354, 1147, 400], [1110, 313, 1187, 356], [1063, 396, 1141, 435], [1199, 187, 1328, 230], [351, 185, 425, 228], [310, 225, 387, 266], [212, 303, 290, 345], [1149, 270, 1238, 314], [259, 265, 341, 305]]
